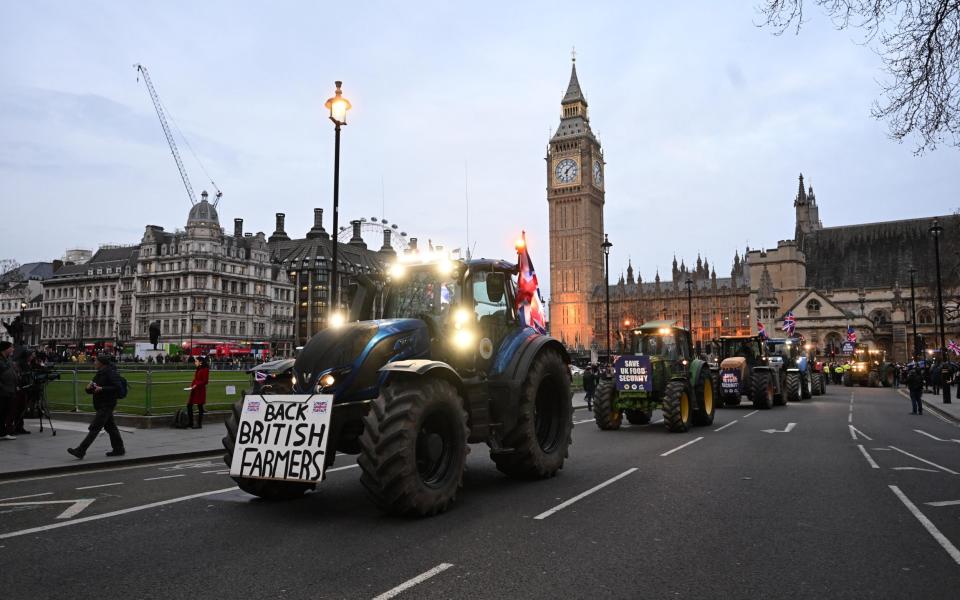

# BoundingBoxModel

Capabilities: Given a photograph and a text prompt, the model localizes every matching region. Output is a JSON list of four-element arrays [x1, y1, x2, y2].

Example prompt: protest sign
[[614, 355, 653, 392]]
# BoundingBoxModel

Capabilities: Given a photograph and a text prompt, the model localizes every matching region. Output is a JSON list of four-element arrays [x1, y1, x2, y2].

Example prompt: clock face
[[554, 158, 578, 184], [593, 160, 603, 185]]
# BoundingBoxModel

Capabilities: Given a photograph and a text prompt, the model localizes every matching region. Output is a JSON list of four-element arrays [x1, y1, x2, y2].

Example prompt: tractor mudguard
[[379, 359, 465, 397], [689, 359, 707, 389]]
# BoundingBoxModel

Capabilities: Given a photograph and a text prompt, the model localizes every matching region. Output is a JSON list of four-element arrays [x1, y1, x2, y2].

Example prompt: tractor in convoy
[[843, 346, 896, 387], [711, 335, 785, 409], [765, 337, 818, 402], [594, 321, 715, 432], [223, 250, 574, 517]]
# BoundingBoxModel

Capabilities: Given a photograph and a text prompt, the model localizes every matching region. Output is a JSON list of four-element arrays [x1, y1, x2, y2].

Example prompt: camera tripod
[[34, 384, 56, 436]]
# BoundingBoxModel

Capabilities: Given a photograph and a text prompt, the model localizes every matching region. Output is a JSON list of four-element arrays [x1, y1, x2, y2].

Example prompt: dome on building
[[186, 193, 219, 227]]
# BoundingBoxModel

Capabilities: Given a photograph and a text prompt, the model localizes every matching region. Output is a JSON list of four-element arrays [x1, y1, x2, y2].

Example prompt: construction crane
[[134, 63, 221, 206]]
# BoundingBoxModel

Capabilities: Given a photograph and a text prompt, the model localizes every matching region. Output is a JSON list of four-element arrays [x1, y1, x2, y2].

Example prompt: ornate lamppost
[[602, 234, 612, 367], [324, 81, 352, 328], [930, 218, 951, 403]]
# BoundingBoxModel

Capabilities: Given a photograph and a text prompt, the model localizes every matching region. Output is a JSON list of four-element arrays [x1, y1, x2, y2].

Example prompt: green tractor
[[594, 321, 715, 432]]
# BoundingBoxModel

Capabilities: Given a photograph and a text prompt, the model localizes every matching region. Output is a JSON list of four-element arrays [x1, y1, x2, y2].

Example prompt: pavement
[[3, 385, 960, 599], [891, 386, 960, 423]]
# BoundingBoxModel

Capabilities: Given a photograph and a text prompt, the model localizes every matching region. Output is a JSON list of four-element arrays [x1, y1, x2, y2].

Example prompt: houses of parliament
[[546, 60, 957, 362]]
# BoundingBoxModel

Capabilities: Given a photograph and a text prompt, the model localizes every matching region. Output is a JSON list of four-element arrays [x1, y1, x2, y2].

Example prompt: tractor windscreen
[[385, 269, 460, 320], [634, 332, 679, 360], [722, 339, 757, 361]]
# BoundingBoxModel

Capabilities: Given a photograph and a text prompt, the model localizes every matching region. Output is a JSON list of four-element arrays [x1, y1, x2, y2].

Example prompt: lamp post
[[325, 81, 352, 326], [685, 277, 694, 341], [909, 267, 918, 359], [602, 234, 612, 367], [930, 218, 951, 403]]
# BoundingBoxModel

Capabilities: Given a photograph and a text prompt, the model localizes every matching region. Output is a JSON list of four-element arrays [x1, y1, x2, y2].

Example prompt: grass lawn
[[45, 369, 249, 415]]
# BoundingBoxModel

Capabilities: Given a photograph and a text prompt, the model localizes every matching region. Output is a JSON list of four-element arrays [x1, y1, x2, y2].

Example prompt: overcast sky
[[2, 1, 958, 300]]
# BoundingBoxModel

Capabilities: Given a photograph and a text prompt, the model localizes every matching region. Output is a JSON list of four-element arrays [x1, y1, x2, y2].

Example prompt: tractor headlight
[[316, 367, 351, 392], [452, 329, 475, 350], [453, 308, 471, 329], [291, 373, 298, 388], [319, 373, 335, 388]]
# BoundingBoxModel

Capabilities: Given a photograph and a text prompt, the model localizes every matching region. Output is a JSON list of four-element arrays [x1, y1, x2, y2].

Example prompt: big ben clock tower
[[547, 56, 605, 350]]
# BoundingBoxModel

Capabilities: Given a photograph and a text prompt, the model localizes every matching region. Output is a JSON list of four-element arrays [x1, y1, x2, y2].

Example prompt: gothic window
[[869, 309, 890, 325], [806, 299, 821, 315], [918, 309, 934, 324]]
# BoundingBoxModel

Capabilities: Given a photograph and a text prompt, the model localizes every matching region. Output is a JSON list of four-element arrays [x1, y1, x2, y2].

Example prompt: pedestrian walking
[[893, 363, 901, 388], [906, 365, 924, 415], [186, 356, 210, 429], [930, 360, 941, 395], [68, 354, 125, 459], [0, 341, 18, 440], [583, 365, 596, 412]]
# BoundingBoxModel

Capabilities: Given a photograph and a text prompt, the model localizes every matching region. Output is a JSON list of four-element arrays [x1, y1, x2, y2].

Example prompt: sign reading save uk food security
[[614, 355, 653, 392], [229, 395, 333, 483]]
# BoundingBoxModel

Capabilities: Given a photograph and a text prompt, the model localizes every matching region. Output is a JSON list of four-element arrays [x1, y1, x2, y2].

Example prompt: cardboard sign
[[720, 369, 741, 394], [614, 355, 653, 392], [229, 394, 333, 483]]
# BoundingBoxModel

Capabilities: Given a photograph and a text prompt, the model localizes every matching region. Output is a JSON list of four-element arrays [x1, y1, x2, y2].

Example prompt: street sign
[[229, 394, 333, 483], [613, 354, 653, 392]]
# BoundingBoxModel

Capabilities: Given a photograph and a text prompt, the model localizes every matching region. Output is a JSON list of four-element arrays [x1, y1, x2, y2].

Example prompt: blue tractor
[[223, 255, 573, 516], [765, 337, 814, 402]]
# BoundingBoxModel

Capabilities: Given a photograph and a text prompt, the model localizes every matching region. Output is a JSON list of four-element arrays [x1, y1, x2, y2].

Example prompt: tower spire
[[563, 55, 585, 104]]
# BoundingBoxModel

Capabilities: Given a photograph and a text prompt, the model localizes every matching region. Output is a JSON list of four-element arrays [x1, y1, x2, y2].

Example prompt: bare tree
[[758, 1, 960, 154]]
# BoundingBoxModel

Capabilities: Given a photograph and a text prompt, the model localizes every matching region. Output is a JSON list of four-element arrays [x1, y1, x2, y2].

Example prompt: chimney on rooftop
[[269, 212, 290, 243], [379, 228, 396, 258], [234, 218, 243, 238], [306, 208, 329, 240], [408, 237, 418, 253], [349, 220, 367, 249]]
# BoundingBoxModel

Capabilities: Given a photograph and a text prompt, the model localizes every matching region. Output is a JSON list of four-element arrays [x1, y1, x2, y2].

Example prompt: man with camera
[[0, 341, 17, 440], [67, 354, 125, 459]]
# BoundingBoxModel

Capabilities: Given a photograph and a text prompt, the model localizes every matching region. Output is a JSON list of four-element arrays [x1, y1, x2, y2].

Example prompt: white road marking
[[714, 420, 738, 432], [927, 499, 960, 507], [573, 418, 594, 425], [889, 446, 959, 475], [201, 470, 230, 474], [0, 456, 223, 486], [742, 410, 759, 418], [762, 423, 796, 434], [0, 486, 238, 540], [534, 468, 638, 520], [652, 418, 664, 425], [143, 474, 186, 481], [857, 444, 879, 469], [76, 482, 123, 490], [848, 413, 853, 423], [0, 492, 53, 502], [0, 498, 95, 520], [914, 429, 960, 443], [872, 447, 892, 451], [326, 464, 359, 473], [372, 563, 454, 600], [159, 461, 219, 472], [925, 409, 952, 425], [849, 425, 872, 441], [660, 437, 704, 457], [892, 467, 939, 473], [889, 485, 960, 566]]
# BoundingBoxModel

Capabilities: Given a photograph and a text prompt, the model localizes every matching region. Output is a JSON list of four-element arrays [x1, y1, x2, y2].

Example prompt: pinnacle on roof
[[795, 173, 807, 205], [562, 58, 586, 105]]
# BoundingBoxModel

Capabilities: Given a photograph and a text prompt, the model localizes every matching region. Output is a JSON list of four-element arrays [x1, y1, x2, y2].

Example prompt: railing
[[44, 367, 250, 416]]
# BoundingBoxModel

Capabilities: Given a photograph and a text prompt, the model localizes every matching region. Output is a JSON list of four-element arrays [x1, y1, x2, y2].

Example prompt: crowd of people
[[0, 341, 55, 440]]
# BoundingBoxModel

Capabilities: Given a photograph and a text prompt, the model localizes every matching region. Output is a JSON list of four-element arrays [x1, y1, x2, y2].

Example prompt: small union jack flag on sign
[[254, 371, 267, 383], [246, 400, 260, 413], [782, 311, 796, 336], [757, 320, 767, 339], [948, 340, 960, 356], [847, 325, 857, 343], [312, 400, 329, 414]]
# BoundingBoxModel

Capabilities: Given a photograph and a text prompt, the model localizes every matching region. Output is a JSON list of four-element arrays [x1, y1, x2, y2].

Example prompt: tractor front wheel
[[593, 378, 623, 430], [751, 371, 774, 410], [358, 377, 469, 516], [843, 372, 853, 387], [801, 374, 812, 400], [662, 380, 693, 433], [492, 349, 573, 479], [692, 373, 716, 427], [625, 409, 652, 425], [868, 371, 880, 388], [782, 372, 799, 405], [223, 398, 314, 501]]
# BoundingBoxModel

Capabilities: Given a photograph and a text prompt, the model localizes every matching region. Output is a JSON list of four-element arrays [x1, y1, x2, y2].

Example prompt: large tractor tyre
[[751, 371, 774, 410], [781, 372, 799, 405], [692, 373, 716, 427], [593, 378, 623, 430], [492, 349, 573, 479], [625, 409, 652, 425], [662, 380, 693, 433], [818, 373, 828, 395], [811, 373, 823, 397], [711, 372, 722, 409], [800, 373, 812, 400], [842, 372, 853, 387], [868, 371, 880, 388], [358, 377, 469, 517], [223, 398, 314, 501]]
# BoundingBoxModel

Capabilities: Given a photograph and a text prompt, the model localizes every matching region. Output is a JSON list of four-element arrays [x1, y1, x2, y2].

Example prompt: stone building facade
[[1, 262, 56, 346], [547, 58, 606, 349]]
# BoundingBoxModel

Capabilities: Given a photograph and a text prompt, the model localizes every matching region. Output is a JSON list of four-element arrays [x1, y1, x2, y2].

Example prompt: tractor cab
[[631, 322, 692, 370]]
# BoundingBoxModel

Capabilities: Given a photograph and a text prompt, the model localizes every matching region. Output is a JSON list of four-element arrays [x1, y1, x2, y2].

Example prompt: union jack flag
[[254, 370, 267, 383], [847, 325, 857, 343], [949, 340, 960, 356], [782, 311, 796, 336], [757, 320, 767, 340], [515, 231, 546, 334]]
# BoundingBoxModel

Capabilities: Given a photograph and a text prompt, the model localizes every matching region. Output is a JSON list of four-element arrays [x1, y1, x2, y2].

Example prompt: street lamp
[[909, 267, 918, 359], [601, 234, 612, 367], [685, 277, 694, 341], [930, 218, 951, 403], [325, 81, 352, 327]]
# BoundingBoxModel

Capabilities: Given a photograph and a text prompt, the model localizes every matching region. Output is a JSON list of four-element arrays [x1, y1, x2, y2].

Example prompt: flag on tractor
[[254, 370, 267, 383], [757, 320, 767, 340], [516, 231, 546, 334], [847, 325, 857, 342], [949, 340, 960, 356], [782, 311, 796, 336]]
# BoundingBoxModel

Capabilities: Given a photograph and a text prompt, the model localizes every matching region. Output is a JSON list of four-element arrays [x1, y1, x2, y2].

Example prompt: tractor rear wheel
[[662, 380, 693, 433], [811, 373, 823, 396], [751, 371, 774, 410], [843, 372, 853, 387], [782, 372, 799, 405], [593, 378, 623, 430], [625, 409, 652, 425], [801, 373, 812, 400], [358, 377, 469, 516], [868, 371, 880, 388], [492, 349, 573, 479], [692, 372, 716, 427], [223, 398, 314, 501]]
